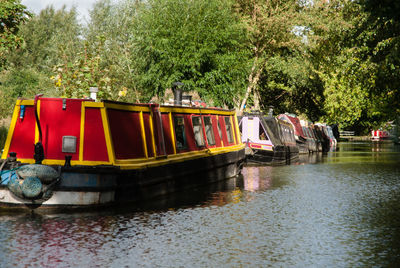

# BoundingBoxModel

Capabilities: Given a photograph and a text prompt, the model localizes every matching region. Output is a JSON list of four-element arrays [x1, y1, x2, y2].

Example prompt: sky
[[21, 0, 99, 23]]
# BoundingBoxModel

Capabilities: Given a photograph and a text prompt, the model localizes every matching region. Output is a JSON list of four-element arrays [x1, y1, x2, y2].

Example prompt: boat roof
[[278, 114, 305, 138]]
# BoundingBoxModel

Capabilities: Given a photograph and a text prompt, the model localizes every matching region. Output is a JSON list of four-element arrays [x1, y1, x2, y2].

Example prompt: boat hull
[[245, 145, 298, 166], [0, 149, 245, 211]]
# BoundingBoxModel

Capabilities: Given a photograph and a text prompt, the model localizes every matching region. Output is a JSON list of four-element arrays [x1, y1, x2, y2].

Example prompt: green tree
[[297, 0, 365, 127], [359, 0, 400, 127], [52, 38, 113, 99], [7, 5, 81, 72], [0, 0, 30, 69], [130, 0, 250, 107], [0, 67, 54, 118], [308, 0, 400, 131], [84, 0, 142, 102], [234, 0, 304, 113], [0, 5, 81, 119]]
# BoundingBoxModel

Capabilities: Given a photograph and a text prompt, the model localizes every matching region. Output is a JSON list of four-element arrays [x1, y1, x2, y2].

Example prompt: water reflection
[[0, 142, 399, 267]]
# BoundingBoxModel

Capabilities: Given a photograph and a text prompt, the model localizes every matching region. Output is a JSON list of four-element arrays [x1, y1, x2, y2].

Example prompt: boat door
[[242, 116, 271, 145]]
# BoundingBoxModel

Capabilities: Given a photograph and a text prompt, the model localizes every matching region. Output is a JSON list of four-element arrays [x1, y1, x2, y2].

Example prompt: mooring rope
[[0, 165, 22, 185]]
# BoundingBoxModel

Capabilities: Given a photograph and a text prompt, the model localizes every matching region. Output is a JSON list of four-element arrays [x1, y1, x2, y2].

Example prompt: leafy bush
[[0, 125, 8, 151], [0, 67, 55, 119]]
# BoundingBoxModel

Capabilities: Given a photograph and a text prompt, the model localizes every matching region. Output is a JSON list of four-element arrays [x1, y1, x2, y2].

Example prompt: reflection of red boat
[[0, 94, 245, 211], [371, 130, 390, 141]]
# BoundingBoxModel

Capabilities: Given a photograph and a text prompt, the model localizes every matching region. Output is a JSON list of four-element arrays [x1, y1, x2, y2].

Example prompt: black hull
[[0, 149, 245, 212], [246, 145, 299, 166], [115, 149, 245, 203]]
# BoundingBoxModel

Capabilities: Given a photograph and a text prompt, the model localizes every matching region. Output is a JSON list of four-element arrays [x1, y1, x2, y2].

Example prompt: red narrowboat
[[0, 95, 245, 211], [371, 130, 390, 141], [277, 113, 309, 154]]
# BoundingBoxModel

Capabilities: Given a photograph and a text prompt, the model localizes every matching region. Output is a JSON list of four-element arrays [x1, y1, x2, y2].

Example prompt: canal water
[[0, 142, 399, 267]]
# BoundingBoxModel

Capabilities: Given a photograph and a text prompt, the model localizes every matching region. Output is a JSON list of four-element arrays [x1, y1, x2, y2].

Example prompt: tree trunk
[[238, 58, 264, 115], [253, 88, 260, 111]]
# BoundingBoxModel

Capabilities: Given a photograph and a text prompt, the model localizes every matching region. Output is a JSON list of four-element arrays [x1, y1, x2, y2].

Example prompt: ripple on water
[[0, 142, 399, 267]]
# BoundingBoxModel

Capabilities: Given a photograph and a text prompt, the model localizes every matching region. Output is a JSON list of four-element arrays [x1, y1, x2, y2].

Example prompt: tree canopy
[[0, 0, 399, 133], [0, 0, 31, 69]]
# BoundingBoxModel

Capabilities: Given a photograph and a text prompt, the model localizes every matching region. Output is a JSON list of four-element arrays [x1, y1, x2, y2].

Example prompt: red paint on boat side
[[142, 113, 154, 157], [108, 109, 145, 159], [149, 104, 166, 156], [250, 144, 262, 149], [9, 105, 36, 159], [279, 114, 306, 139], [83, 108, 109, 162], [40, 99, 82, 160], [161, 113, 175, 154], [184, 114, 199, 151]]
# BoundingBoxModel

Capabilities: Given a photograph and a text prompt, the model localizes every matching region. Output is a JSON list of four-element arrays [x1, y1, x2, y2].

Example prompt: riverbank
[[340, 136, 370, 141]]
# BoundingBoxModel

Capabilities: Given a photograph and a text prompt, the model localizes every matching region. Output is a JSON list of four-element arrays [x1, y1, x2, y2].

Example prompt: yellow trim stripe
[[139, 111, 148, 158], [1, 103, 21, 159], [234, 114, 241, 144], [230, 116, 237, 144], [104, 102, 151, 112], [169, 112, 176, 154], [84, 101, 104, 108], [118, 143, 245, 169], [149, 112, 157, 157], [160, 106, 234, 116], [79, 102, 85, 161], [19, 99, 34, 106], [34, 99, 40, 144], [100, 107, 115, 164]]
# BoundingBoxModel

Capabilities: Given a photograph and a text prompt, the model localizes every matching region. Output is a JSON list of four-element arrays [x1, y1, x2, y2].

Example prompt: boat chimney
[[268, 106, 274, 117], [89, 87, 99, 101], [172, 82, 184, 106]]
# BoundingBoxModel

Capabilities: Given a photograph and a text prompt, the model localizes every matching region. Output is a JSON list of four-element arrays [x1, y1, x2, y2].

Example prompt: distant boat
[[315, 123, 337, 151], [0, 94, 245, 211], [277, 114, 308, 154], [300, 120, 318, 153], [239, 112, 298, 165], [371, 129, 390, 141]]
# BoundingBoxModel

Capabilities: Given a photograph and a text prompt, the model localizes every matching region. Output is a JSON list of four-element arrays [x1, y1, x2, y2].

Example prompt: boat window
[[259, 125, 269, 141], [302, 127, 308, 138], [217, 119, 223, 140], [174, 116, 187, 150], [192, 116, 205, 147], [224, 117, 234, 143], [204, 116, 216, 145]]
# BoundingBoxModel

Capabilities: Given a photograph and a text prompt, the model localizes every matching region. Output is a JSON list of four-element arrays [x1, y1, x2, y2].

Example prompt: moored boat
[[315, 123, 337, 151], [239, 112, 298, 165], [277, 113, 308, 154], [300, 120, 318, 153], [371, 129, 390, 141], [0, 94, 245, 211], [264, 116, 299, 163]]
